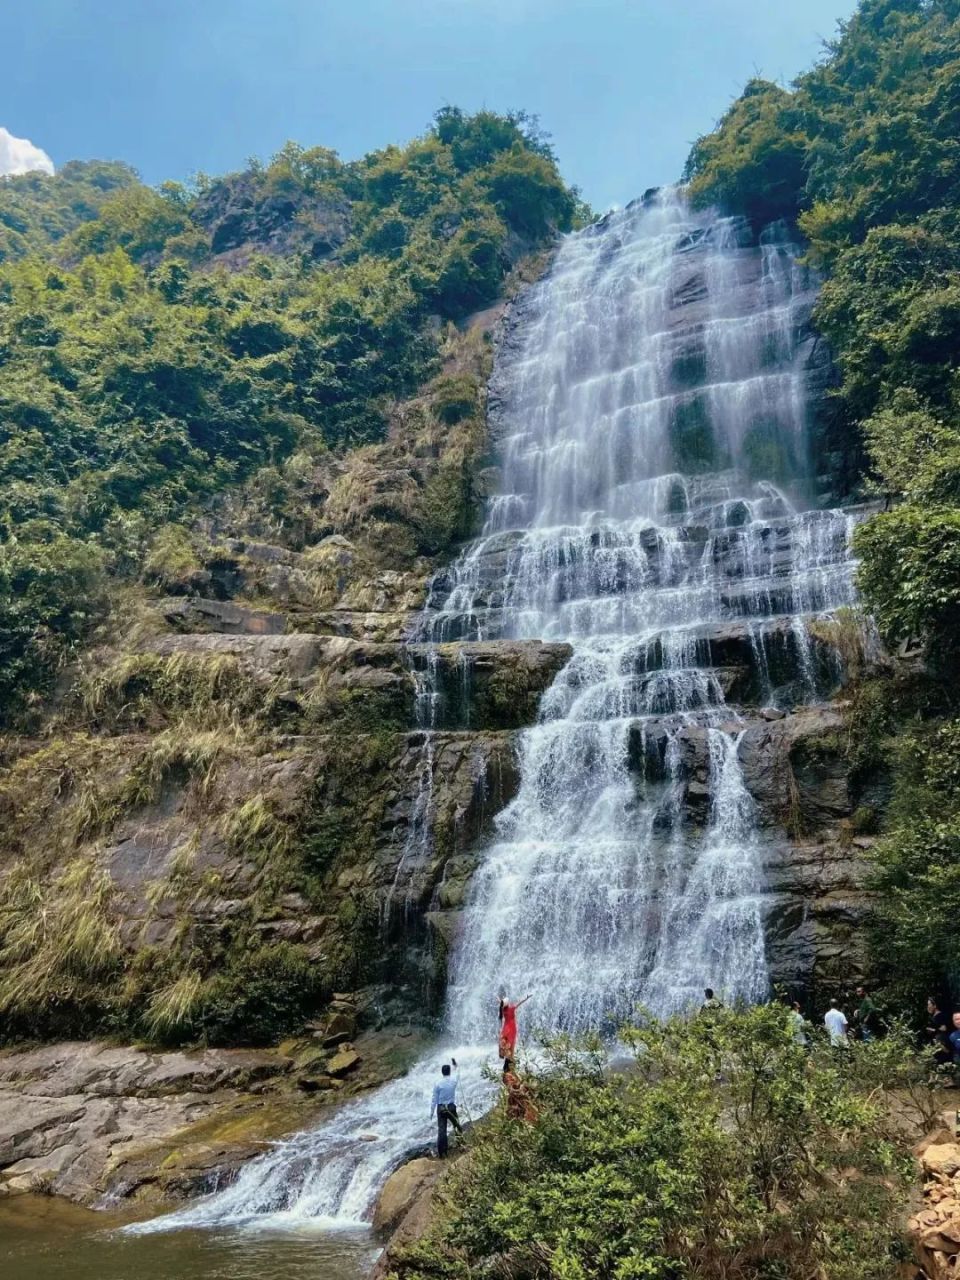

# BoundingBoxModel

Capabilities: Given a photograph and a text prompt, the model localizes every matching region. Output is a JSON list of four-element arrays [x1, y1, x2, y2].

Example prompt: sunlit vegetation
[[0, 109, 583, 721], [389, 1007, 922, 1280]]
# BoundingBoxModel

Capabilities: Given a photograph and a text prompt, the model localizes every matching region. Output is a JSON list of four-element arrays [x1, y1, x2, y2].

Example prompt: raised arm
[[516, 994, 532, 1008]]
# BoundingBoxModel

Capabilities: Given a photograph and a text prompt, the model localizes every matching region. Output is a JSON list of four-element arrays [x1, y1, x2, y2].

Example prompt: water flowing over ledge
[[131, 188, 861, 1234]]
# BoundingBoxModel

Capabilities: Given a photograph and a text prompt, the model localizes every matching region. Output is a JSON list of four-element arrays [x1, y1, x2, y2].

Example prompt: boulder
[[373, 1156, 439, 1233], [322, 1010, 357, 1048], [924, 1146, 960, 1178], [327, 1048, 361, 1077]]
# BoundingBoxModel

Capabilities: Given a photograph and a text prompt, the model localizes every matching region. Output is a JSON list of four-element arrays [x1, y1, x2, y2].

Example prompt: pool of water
[[0, 1196, 377, 1280]]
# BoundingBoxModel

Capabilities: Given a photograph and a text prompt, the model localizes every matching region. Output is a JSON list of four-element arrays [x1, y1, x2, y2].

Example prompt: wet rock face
[[137, 631, 569, 738], [406, 640, 573, 729], [624, 700, 873, 995]]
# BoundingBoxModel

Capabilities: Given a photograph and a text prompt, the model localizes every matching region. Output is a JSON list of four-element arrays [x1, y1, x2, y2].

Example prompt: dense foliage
[[0, 159, 138, 262], [0, 109, 581, 719], [390, 1008, 919, 1280], [686, 0, 960, 1007], [858, 698, 960, 1006]]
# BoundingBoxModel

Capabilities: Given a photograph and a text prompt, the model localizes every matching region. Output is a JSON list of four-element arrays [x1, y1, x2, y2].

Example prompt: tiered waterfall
[[137, 189, 858, 1233]]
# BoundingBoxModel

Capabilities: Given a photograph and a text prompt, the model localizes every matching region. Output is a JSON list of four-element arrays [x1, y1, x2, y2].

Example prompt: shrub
[[198, 941, 323, 1046], [390, 1007, 917, 1280], [141, 524, 203, 591], [854, 505, 960, 655], [430, 374, 480, 425], [0, 535, 109, 722], [0, 858, 124, 1040]]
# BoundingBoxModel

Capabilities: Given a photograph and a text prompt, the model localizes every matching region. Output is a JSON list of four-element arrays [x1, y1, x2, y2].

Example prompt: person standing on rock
[[498, 994, 531, 1060], [824, 999, 849, 1046], [431, 1061, 462, 1158]]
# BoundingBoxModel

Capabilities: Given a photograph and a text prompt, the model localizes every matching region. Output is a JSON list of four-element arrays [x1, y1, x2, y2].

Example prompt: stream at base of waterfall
[[130, 189, 860, 1235]]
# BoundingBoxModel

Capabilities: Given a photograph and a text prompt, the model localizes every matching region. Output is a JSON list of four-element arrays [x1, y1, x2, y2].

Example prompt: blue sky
[[5, 0, 856, 210]]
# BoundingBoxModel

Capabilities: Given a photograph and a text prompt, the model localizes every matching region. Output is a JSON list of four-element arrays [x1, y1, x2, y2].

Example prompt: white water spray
[[133, 190, 858, 1234]]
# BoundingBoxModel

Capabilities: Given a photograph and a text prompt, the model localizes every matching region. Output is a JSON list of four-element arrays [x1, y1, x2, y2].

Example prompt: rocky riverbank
[[0, 1022, 430, 1206], [911, 1127, 960, 1280]]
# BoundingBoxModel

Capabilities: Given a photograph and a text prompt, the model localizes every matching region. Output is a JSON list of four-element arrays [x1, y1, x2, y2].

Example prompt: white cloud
[[0, 127, 54, 177]]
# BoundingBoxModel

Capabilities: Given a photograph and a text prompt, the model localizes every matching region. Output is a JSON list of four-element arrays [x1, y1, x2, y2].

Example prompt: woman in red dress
[[498, 994, 531, 1060]]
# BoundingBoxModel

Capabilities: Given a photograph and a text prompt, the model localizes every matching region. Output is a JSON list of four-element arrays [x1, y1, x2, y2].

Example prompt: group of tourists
[[818, 987, 882, 1044], [814, 989, 960, 1063], [430, 992, 538, 1157], [782, 988, 960, 1067], [430, 983, 960, 1157], [706, 984, 888, 1048]]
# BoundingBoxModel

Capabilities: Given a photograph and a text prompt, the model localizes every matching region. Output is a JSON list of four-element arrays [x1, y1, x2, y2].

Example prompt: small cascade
[[136, 189, 864, 1235], [382, 731, 436, 929], [382, 653, 442, 928]]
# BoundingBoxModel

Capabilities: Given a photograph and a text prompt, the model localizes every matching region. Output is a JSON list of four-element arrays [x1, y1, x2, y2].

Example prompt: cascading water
[[134, 189, 859, 1235]]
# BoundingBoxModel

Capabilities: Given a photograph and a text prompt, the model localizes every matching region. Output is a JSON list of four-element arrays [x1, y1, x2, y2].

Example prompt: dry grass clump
[[0, 857, 122, 1025], [78, 650, 263, 730], [68, 723, 244, 845], [807, 606, 874, 683], [142, 968, 206, 1040]]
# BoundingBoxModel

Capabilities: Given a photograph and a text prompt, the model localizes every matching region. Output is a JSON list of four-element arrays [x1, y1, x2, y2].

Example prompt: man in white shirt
[[430, 1061, 462, 1157], [824, 1000, 849, 1045]]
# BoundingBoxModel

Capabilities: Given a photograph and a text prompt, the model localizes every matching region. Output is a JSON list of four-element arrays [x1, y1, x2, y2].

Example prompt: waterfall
[[132, 190, 858, 1234]]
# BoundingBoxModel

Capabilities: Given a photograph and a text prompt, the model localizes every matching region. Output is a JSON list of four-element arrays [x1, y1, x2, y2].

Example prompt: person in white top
[[824, 999, 849, 1045], [430, 1060, 462, 1157]]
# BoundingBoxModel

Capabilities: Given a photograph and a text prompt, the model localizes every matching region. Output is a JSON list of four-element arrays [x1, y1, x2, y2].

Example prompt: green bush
[[867, 719, 960, 1004], [391, 1006, 916, 1280], [685, 79, 809, 227], [0, 535, 109, 721], [431, 374, 480, 425], [199, 941, 323, 1046], [854, 504, 960, 653]]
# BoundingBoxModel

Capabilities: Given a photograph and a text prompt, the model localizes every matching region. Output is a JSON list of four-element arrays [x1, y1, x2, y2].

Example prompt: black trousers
[[436, 1103, 462, 1157]]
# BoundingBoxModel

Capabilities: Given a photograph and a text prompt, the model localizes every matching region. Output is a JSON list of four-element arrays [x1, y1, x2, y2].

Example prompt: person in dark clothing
[[701, 988, 723, 1014], [926, 997, 952, 1065], [430, 1061, 462, 1157], [949, 1013, 960, 1067]]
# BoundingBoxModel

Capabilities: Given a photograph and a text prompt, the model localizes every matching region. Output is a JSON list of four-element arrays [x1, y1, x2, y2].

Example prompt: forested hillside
[[686, 0, 960, 1034], [3, 3, 959, 1042], [0, 109, 582, 720], [0, 109, 586, 1051]]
